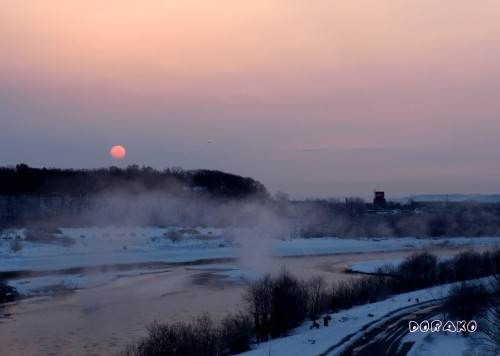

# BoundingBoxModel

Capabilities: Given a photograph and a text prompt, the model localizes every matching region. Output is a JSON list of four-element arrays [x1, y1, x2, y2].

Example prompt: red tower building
[[373, 190, 386, 209]]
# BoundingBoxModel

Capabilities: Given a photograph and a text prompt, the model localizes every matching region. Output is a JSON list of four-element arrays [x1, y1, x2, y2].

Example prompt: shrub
[[177, 228, 201, 235], [245, 274, 273, 343], [394, 251, 438, 290], [245, 268, 308, 341], [25, 229, 55, 243], [0, 283, 19, 303], [472, 273, 500, 354], [306, 276, 328, 320], [219, 313, 253, 354], [121, 313, 253, 356], [329, 275, 394, 312], [449, 251, 484, 281], [60, 235, 76, 247], [269, 269, 308, 338], [445, 281, 489, 337], [9, 239, 23, 253], [164, 229, 182, 243], [24, 229, 75, 246]]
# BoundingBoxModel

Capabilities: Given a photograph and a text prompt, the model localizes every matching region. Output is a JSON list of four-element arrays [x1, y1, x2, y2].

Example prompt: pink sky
[[1, 1, 500, 198]]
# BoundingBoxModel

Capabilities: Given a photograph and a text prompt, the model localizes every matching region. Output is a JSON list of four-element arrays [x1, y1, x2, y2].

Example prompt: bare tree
[[445, 281, 489, 337], [470, 254, 500, 355], [245, 274, 273, 343], [307, 276, 328, 321], [219, 312, 253, 354]]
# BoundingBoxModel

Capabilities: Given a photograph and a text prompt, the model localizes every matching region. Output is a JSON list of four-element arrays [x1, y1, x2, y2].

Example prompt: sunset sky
[[1, 1, 500, 199]]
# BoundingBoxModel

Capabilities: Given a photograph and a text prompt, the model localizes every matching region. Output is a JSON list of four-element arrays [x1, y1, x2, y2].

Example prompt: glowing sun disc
[[110, 145, 126, 159]]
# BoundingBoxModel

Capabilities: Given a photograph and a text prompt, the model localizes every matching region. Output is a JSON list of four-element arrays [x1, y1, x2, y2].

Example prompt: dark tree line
[[332, 248, 500, 315], [121, 313, 253, 356], [271, 198, 500, 238], [0, 164, 267, 199], [0, 164, 269, 226], [3, 164, 500, 237]]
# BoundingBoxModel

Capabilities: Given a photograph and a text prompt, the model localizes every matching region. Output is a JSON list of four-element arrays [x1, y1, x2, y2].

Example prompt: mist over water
[[3, 185, 500, 355], [0, 187, 300, 355]]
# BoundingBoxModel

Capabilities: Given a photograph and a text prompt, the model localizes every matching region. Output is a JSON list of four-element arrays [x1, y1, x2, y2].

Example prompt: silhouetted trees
[[474, 273, 500, 354], [121, 313, 253, 356], [0, 164, 269, 225], [3, 165, 500, 238], [267, 198, 500, 239], [330, 249, 500, 313], [396, 251, 438, 289], [0, 164, 267, 199], [121, 249, 500, 355], [306, 276, 328, 321], [245, 269, 308, 342], [445, 281, 489, 337]]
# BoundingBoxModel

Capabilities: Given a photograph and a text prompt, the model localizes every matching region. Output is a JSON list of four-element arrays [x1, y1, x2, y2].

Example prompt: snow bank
[[2, 227, 499, 275]]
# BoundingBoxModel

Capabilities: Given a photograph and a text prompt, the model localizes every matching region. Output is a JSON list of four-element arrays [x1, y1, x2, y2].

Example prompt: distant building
[[373, 191, 386, 209]]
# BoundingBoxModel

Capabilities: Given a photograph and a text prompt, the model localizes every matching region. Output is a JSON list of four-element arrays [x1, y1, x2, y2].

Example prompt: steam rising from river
[[223, 202, 293, 274]]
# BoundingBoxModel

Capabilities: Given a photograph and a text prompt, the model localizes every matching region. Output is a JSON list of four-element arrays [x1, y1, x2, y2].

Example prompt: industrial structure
[[373, 190, 386, 209]]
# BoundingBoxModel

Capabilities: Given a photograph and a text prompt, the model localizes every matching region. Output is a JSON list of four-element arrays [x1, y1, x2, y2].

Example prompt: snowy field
[[2, 227, 499, 274], [1, 227, 499, 355]]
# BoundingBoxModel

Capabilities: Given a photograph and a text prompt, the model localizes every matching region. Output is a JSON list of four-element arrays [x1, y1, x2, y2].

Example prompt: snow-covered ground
[[403, 328, 468, 356], [1, 227, 498, 355], [240, 282, 467, 356], [2, 227, 499, 274], [2, 227, 498, 298]]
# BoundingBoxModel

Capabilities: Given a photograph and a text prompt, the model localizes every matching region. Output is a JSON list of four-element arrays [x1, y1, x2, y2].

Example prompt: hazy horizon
[[2, 1, 500, 199]]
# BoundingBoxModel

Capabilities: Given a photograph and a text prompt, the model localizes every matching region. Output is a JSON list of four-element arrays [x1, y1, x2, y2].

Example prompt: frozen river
[[1, 227, 499, 355]]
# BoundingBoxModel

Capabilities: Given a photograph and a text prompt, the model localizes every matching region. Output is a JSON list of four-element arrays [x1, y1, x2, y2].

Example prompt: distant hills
[[0, 164, 268, 199], [397, 194, 500, 203]]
